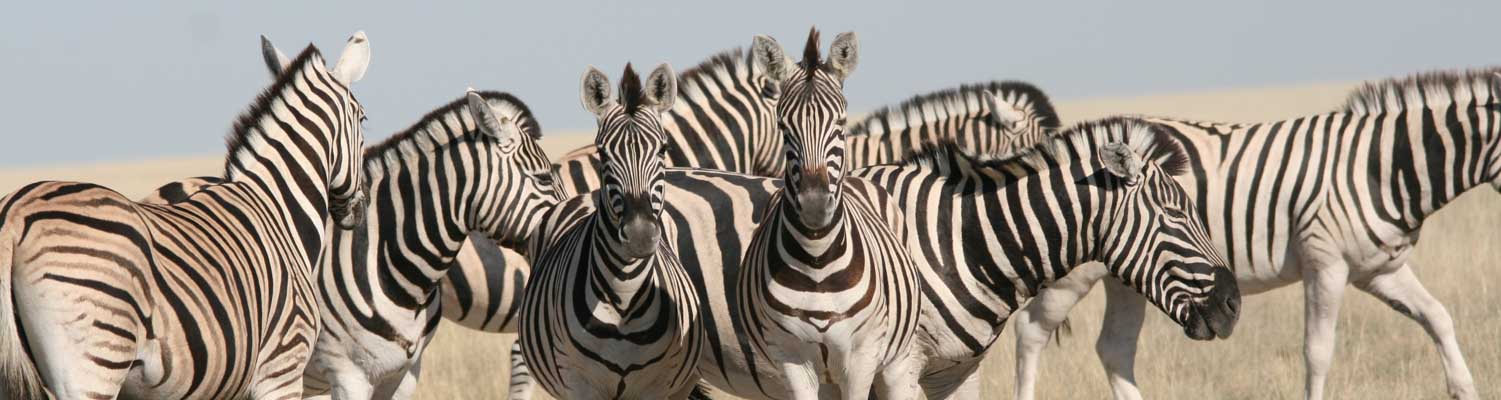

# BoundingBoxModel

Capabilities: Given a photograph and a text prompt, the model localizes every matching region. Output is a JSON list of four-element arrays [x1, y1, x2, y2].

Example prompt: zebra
[[518, 63, 704, 399], [732, 28, 927, 400], [1011, 69, 1501, 400], [551, 41, 785, 196], [139, 88, 558, 399], [0, 34, 371, 400]]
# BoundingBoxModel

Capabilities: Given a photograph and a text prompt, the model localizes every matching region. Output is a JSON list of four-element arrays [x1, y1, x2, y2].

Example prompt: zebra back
[[845, 80, 1059, 168]]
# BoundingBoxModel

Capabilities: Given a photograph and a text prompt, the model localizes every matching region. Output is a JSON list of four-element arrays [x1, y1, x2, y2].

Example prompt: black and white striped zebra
[[140, 88, 557, 399], [518, 64, 704, 399], [552, 41, 784, 196], [0, 34, 371, 399], [1013, 69, 1501, 400], [733, 28, 927, 399], [845, 117, 1239, 398]]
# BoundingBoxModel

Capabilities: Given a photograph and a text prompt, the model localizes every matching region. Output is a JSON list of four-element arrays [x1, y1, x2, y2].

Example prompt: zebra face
[[1098, 150, 1239, 341], [582, 64, 677, 260], [756, 28, 859, 230], [326, 32, 372, 230]]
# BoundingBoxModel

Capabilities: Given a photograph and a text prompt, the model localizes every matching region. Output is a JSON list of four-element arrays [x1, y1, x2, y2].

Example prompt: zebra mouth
[[1184, 268, 1241, 340]]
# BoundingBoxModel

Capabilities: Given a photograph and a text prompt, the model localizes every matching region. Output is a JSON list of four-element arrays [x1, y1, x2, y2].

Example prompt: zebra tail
[[1049, 317, 1074, 346], [0, 207, 51, 399], [506, 341, 534, 399]]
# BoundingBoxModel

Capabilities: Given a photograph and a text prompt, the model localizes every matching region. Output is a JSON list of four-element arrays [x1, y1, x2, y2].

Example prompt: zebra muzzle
[[620, 216, 660, 259]]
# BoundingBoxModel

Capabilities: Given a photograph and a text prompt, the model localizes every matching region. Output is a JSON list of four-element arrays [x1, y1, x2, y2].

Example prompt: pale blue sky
[[2, 1, 1497, 167]]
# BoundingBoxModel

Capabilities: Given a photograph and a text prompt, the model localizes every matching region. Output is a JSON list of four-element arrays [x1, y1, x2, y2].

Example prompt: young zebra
[[1013, 69, 1501, 400], [518, 64, 704, 399], [0, 35, 370, 400], [733, 28, 926, 399], [139, 89, 558, 399]]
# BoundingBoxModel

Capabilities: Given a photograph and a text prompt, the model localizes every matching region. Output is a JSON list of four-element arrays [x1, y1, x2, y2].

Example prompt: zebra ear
[[466, 89, 518, 147], [751, 35, 793, 84], [1100, 142, 1143, 185], [580, 66, 614, 117], [260, 35, 290, 78], [985, 91, 1024, 131], [331, 31, 371, 84], [644, 63, 677, 113], [826, 31, 859, 81]]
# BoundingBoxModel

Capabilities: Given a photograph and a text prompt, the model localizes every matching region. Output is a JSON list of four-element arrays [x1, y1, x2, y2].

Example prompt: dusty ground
[[5, 80, 1496, 399]]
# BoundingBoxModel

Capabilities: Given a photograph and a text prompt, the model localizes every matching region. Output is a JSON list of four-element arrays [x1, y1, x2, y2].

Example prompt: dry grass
[[5, 80, 1496, 399]]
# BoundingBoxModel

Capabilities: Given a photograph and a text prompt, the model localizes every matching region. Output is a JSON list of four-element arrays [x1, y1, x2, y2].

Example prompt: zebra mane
[[801, 27, 823, 79], [363, 91, 541, 179], [846, 81, 1060, 140], [902, 116, 1188, 178], [677, 47, 749, 90], [618, 63, 647, 115], [1339, 67, 1501, 114], [222, 44, 325, 177]]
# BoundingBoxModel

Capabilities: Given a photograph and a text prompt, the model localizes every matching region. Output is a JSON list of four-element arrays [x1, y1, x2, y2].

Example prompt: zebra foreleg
[[1354, 264, 1477, 400], [506, 340, 535, 399], [1301, 258, 1349, 400], [1013, 262, 1108, 400], [1095, 279, 1147, 400]]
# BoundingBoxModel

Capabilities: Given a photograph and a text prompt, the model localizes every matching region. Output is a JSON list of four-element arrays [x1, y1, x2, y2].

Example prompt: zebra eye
[[1163, 206, 1188, 220]]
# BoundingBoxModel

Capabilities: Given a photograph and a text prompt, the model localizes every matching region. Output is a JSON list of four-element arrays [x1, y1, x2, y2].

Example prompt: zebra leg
[[769, 344, 820, 400], [1353, 264, 1477, 400], [327, 366, 375, 400], [873, 351, 922, 400], [1301, 258, 1349, 400], [1014, 262, 1107, 400], [13, 268, 138, 400], [507, 340, 535, 399], [1095, 279, 1147, 400]]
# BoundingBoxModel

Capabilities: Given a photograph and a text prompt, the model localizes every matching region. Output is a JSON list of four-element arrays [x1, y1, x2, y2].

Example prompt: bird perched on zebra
[[518, 64, 704, 399], [1013, 68, 1501, 400], [732, 28, 926, 400], [143, 90, 557, 399], [0, 32, 371, 400]]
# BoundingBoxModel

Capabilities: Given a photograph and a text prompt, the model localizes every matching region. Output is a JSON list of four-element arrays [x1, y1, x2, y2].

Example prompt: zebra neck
[[364, 167, 471, 289], [772, 197, 851, 274], [223, 83, 337, 263], [587, 216, 659, 310], [1332, 110, 1501, 229]]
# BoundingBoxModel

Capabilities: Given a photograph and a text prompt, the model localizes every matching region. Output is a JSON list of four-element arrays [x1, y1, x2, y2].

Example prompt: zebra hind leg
[[1354, 264, 1477, 400], [13, 267, 139, 400]]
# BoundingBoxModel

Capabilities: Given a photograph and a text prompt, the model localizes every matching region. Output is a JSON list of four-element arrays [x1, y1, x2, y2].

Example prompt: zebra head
[[1091, 122, 1239, 341], [754, 28, 858, 230], [322, 32, 372, 230], [463, 89, 559, 251], [582, 63, 677, 260], [260, 33, 371, 229]]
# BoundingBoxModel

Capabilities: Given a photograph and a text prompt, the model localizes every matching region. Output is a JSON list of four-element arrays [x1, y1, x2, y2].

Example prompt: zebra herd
[[0, 26, 1493, 400]]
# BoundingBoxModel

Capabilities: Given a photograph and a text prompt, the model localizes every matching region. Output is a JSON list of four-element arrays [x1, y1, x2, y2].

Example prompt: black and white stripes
[[0, 34, 370, 400], [518, 64, 704, 399], [1015, 68, 1501, 400], [735, 28, 927, 400]]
